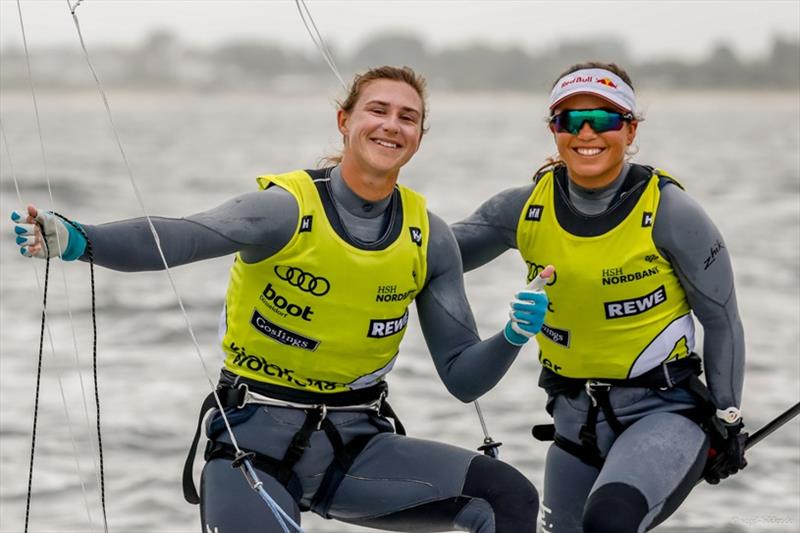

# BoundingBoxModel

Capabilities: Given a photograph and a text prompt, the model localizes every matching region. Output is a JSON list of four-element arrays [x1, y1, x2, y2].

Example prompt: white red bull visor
[[549, 68, 636, 114]]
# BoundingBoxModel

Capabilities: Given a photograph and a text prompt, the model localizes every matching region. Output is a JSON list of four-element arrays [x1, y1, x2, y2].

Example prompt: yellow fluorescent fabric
[[221, 170, 428, 392], [516, 169, 694, 379]]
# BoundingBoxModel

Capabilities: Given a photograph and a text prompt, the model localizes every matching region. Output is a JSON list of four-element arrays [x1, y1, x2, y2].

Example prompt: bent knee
[[464, 455, 539, 532], [583, 482, 649, 533]]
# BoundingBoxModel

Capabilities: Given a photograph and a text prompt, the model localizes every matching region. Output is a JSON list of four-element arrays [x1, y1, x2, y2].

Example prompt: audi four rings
[[273, 265, 331, 296]]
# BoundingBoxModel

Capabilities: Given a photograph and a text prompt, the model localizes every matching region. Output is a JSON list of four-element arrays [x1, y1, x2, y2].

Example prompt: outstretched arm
[[416, 211, 549, 402], [11, 186, 299, 272], [450, 184, 532, 271], [653, 184, 745, 409]]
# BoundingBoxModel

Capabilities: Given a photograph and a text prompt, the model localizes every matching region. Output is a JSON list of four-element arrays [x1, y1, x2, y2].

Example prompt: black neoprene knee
[[583, 482, 649, 533], [462, 455, 539, 533]]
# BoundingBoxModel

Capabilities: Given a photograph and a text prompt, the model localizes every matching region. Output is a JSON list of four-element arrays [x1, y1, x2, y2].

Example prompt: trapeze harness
[[531, 355, 724, 468], [520, 164, 726, 467], [182, 168, 427, 515], [182, 376, 405, 516]]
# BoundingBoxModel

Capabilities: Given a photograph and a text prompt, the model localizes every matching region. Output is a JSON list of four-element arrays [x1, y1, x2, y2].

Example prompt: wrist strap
[[716, 406, 742, 424]]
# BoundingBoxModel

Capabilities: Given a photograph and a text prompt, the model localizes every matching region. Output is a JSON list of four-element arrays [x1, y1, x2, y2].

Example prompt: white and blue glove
[[11, 206, 86, 260], [504, 265, 554, 346]]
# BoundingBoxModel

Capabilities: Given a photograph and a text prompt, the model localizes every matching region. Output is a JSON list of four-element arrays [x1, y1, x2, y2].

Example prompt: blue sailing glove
[[11, 206, 86, 260], [504, 265, 554, 346]]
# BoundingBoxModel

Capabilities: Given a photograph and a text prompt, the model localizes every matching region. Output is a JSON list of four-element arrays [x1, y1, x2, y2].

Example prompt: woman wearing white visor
[[452, 62, 746, 531]]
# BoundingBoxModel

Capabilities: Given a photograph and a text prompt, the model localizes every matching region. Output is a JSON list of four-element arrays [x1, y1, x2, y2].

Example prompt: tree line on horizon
[[1, 30, 798, 91]]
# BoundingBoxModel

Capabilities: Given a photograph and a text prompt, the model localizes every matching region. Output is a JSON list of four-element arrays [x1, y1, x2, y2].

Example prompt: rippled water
[[1, 90, 798, 532]]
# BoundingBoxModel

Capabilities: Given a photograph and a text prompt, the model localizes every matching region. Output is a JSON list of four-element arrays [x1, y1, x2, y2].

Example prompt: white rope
[[3, 121, 100, 532], [64, 0, 244, 460], [11, 0, 103, 528], [292, 0, 498, 459], [63, 1, 303, 530], [294, 0, 347, 90]]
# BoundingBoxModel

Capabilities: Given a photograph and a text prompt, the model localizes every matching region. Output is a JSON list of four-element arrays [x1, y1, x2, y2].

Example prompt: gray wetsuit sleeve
[[81, 187, 298, 271], [653, 184, 745, 408], [450, 185, 533, 271], [416, 211, 522, 403]]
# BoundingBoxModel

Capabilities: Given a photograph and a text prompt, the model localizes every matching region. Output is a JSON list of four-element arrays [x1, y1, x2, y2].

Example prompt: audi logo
[[273, 265, 331, 296]]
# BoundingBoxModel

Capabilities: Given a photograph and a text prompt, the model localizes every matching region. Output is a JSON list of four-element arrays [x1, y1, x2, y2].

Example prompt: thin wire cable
[[11, 0, 101, 527], [3, 122, 98, 532], [294, 0, 347, 90], [65, 3, 303, 530], [292, 0, 498, 459], [65, 0, 242, 464]]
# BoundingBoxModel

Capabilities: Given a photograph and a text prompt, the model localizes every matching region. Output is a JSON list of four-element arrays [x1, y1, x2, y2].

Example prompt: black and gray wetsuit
[[452, 163, 745, 532], [80, 166, 538, 533]]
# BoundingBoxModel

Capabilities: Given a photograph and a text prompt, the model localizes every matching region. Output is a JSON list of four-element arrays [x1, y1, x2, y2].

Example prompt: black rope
[[23, 221, 49, 533], [24, 215, 107, 532]]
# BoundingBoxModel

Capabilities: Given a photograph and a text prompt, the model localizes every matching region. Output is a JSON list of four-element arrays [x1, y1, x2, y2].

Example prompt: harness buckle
[[585, 380, 612, 407], [316, 404, 328, 430], [660, 361, 676, 390], [235, 383, 250, 409]]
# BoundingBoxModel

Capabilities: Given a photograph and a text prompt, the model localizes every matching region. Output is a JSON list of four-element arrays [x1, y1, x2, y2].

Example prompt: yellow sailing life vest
[[220, 169, 428, 393], [516, 165, 694, 379]]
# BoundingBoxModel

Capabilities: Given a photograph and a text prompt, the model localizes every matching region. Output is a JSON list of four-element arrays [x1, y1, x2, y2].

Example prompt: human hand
[[504, 265, 554, 346], [704, 420, 748, 484], [10, 204, 86, 260]]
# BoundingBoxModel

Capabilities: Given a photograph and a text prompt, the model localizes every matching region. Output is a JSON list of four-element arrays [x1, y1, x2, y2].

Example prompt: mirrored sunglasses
[[549, 109, 634, 135]]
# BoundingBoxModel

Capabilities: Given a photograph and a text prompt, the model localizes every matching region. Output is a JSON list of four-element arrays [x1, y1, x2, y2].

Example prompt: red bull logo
[[560, 75, 593, 88], [597, 77, 618, 88]]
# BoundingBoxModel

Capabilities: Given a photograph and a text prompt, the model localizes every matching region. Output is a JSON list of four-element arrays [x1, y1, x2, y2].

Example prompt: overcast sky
[[1, 0, 798, 61]]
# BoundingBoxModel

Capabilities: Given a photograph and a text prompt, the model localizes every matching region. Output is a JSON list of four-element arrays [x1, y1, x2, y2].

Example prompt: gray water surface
[[1, 91, 798, 532]]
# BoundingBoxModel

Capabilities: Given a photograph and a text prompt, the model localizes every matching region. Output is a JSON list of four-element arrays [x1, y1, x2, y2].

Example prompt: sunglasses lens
[[552, 110, 627, 134]]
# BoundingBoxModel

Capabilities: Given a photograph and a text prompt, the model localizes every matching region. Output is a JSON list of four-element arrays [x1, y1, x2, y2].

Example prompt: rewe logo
[[604, 285, 666, 319], [261, 283, 314, 321], [367, 310, 409, 338]]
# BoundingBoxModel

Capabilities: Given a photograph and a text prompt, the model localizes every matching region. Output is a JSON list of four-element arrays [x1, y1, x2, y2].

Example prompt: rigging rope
[[11, 0, 106, 529], [294, 0, 347, 90], [292, 0, 501, 459], [3, 123, 98, 533], [63, 0, 302, 530]]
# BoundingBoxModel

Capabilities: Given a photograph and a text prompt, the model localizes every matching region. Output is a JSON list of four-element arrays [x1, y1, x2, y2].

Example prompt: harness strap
[[310, 419, 376, 517], [379, 398, 406, 436], [205, 440, 305, 504], [576, 384, 627, 462], [578, 399, 601, 455], [278, 409, 325, 484], [554, 432, 605, 469], [183, 387, 248, 504]]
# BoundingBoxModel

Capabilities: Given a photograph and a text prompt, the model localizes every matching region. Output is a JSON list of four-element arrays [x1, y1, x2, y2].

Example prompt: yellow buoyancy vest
[[516, 166, 694, 379], [220, 169, 429, 393]]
